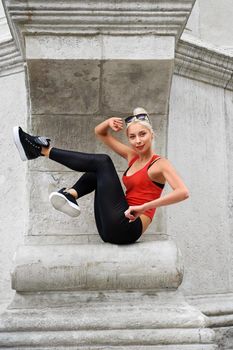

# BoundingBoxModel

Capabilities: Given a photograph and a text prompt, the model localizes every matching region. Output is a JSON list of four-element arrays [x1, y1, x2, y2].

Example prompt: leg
[[49, 149, 142, 244], [72, 172, 97, 198], [13, 126, 142, 245], [71, 172, 104, 237]]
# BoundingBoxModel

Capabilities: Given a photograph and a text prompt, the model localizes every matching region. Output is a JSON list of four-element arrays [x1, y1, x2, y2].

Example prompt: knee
[[98, 154, 113, 165]]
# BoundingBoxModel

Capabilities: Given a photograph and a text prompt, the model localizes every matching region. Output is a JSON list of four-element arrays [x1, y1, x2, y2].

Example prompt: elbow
[[94, 126, 98, 136], [182, 188, 189, 200], [94, 127, 101, 138]]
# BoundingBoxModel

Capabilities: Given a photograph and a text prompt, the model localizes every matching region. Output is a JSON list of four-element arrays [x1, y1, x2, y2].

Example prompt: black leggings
[[49, 148, 143, 244]]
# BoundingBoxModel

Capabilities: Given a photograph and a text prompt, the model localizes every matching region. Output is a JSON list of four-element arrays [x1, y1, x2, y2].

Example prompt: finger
[[115, 119, 123, 123], [128, 214, 136, 220], [114, 121, 123, 127]]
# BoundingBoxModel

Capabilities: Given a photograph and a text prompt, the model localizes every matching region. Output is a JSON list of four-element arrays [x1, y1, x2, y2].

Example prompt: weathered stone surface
[[102, 60, 173, 116], [0, 39, 23, 76], [225, 90, 233, 292], [4, 0, 196, 50], [27, 59, 174, 116], [214, 327, 233, 350], [167, 75, 230, 295], [28, 60, 100, 115], [0, 346, 219, 350], [27, 171, 97, 236], [175, 33, 233, 91], [0, 71, 27, 306], [199, 0, 233, 49], [25, 35, 175, 61], [0, 290, 217, 349], [0, 329, 217, 349], [11, 241, 183, 292]]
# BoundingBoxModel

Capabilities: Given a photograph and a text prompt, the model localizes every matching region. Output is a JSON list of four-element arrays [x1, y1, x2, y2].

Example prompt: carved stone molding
[[0, 38, 23, 76], [4, 0, 195, 53], [175, 33, 233, 91], [187, 293, 233, 350], [187, 293, 233, 328]]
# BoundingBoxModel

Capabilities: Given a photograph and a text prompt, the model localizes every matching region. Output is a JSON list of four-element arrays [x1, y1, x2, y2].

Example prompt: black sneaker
[[13, 126, 50, 161], [49, 188, 81, 218]]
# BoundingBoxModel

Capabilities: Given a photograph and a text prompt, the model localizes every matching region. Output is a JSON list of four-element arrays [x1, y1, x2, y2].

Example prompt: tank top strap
[[123, 156, 138, 176], [128, 155, 139, 166], [147, 155, 161, 169]]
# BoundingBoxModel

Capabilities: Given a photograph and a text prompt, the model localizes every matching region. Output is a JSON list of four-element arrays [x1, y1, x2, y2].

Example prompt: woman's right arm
[[94, 117, 136, 160]]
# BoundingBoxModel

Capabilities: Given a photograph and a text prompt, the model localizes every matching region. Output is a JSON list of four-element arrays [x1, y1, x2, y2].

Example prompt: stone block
[[27, 171, 97, 236], [25, 35, 175, 61], [27, 59, 100, 115], [11, 241, 183, 292], [102, 60, 173, 115]]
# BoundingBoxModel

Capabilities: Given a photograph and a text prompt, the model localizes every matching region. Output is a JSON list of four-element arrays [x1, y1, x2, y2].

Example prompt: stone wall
[[167, 74, 232, 296], [0, 1, 26, 309], [186, 0, 233, 52], [0, 70, 27, 309], [0, 0, 233, 322]]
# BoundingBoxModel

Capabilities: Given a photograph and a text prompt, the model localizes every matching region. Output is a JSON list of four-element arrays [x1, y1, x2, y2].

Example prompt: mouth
[[136, 145, 144, 150]]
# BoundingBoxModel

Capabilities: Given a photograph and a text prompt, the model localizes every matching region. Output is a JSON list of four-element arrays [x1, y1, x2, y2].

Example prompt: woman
[[13, 107, 189, 245]]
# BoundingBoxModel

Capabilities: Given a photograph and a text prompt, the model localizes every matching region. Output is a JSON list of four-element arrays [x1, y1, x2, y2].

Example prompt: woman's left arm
[[125, 159, 189, 221]]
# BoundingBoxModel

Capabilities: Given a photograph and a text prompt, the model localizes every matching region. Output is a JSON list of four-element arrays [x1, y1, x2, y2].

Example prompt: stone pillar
[[0, 1, 217, 348]]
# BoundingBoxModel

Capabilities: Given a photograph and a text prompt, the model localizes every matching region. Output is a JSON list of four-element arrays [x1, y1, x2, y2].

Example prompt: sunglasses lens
[[125, 113, 150, 125], [136, 114, 147, 120], [125, 116, 134, 124]]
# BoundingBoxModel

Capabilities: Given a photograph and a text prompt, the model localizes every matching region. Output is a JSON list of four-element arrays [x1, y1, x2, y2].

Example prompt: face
[[127, 122, 153, 154]]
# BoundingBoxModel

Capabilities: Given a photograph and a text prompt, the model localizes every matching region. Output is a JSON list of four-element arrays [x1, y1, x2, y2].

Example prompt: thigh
[[94, 188, 142, 244]]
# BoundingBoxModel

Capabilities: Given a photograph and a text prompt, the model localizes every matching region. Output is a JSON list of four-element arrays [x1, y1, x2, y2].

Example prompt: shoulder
[[149, 157, 172, 172]]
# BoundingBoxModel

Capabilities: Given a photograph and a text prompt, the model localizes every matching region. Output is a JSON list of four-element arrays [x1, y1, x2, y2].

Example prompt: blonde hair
[[126, 107, 154, 135]]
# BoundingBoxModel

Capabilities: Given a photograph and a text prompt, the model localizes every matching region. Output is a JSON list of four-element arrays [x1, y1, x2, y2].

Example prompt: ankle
[[41, 146, 52, 157], [66, 188, 78, 199]]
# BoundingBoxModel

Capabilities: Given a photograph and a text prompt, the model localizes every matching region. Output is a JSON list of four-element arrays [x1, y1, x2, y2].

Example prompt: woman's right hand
[[108, 117, 123, 132]]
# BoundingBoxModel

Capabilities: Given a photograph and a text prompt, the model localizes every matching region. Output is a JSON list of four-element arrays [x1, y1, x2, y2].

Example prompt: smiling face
[[127, 122, 153, 154]]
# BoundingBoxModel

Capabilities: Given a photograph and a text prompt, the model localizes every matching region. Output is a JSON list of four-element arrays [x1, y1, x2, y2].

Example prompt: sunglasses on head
[[124, 113, 151, 125]]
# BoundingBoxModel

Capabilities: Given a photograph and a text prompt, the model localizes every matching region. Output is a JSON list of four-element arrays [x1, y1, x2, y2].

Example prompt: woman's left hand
[[124, 205, 145, 222]]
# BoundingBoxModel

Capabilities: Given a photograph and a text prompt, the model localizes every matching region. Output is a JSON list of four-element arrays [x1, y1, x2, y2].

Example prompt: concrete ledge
[[0, 346, 219, 350], [0, 328, 216, 348], [11, 240, 183, 292]]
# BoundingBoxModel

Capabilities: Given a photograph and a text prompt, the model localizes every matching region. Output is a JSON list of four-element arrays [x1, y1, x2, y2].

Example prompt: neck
[[137, 149, 154, 162]]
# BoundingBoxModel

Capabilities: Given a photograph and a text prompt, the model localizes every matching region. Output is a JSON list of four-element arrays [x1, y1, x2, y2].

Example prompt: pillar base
[[0, 290, 217, 349]]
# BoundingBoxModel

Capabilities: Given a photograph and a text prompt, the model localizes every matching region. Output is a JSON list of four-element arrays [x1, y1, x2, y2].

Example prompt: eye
[[139, 131, 147, 137], [129, 135, 135, 140]]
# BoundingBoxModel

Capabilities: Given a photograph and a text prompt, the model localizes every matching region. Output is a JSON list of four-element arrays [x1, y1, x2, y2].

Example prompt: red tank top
[[122, 155, 164, 221]]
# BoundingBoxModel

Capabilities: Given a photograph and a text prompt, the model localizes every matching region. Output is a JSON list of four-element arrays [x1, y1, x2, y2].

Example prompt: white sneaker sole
[[49, 192, 81, 218], [13, 126, 27, 161]]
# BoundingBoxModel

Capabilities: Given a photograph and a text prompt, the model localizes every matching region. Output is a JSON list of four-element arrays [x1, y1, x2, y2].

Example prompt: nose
[[135, 136, 142, 144]]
